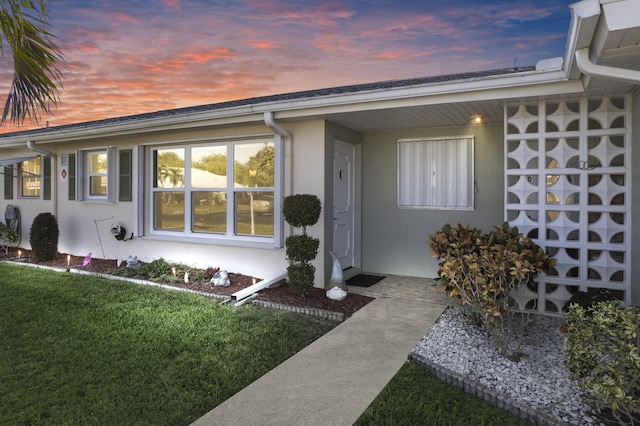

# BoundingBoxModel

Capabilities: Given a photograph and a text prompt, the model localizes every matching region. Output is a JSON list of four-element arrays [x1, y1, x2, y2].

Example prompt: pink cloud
[[73, 42, 101, 53], [163, 0, 181, 9], [179, 48, 235, 63], [109, 11, 140, 27], [251, 41, 275, 49]]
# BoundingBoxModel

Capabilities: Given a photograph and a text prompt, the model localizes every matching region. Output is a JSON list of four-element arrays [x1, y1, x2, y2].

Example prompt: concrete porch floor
[[348, 274, 453, 307]]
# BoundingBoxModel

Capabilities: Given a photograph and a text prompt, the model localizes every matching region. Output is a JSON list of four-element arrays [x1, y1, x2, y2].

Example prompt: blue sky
[[0, 0, 574, 132]]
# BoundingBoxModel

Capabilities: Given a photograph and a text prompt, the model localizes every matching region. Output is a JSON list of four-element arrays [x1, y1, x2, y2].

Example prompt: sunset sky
[[0, 0, 574, 134]]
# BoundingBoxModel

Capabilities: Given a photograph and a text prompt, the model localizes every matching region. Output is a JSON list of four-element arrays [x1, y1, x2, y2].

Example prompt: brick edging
[[409, 352, 562, 426], [2, 260, 346, 321], [251, 299, 345, 321]]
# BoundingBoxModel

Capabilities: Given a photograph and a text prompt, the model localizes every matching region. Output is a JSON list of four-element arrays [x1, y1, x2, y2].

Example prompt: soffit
[[288, 94, 600, 133], [581, 0, 640, 93]]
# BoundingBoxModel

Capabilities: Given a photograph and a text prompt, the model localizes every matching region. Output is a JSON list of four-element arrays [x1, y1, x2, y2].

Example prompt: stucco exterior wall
[[361, 124, 504, 278], [0, 121, 333, 282], [1, 147, 56, 250], [287, 120, 327, 286]]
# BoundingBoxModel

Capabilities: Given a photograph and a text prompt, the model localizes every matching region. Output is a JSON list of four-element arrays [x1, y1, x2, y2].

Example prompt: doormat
[[346, 274, 385, 287]]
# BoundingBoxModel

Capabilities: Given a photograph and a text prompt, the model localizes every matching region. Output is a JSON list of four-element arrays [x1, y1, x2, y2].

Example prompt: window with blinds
[[397, 136, 474, 210]]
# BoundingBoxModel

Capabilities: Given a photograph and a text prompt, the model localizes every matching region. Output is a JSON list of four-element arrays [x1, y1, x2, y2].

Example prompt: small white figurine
[[126, 255, 141, 269], [211, 269, 231, 287], [326, 286, 347, 301], [325, 251, 348, 301]]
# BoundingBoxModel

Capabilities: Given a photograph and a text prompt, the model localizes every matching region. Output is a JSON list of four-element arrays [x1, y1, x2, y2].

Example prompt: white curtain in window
[[398, 136, 473, 209]]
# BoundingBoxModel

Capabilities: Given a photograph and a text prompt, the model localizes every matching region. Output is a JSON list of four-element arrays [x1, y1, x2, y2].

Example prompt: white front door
[[333, 141, 355, 270]]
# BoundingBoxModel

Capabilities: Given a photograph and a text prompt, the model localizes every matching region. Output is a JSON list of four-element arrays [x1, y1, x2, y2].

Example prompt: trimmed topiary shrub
[[282, 194, 321, 231], [283, 194, 321, 295], [286, 263, 316, 295], [29, 212, 59, 262], [285, 234, 319, 263], [564, 301, 640, 425]]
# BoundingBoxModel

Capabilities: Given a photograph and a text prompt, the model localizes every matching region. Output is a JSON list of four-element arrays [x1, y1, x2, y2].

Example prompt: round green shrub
[[29, 212, 59, 262], [286, 263, 315, 295], [282, 194, 321, 229], [285, 234, 319, 263]]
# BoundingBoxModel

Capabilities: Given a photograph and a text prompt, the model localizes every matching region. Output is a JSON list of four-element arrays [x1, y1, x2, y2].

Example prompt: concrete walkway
[[192, 293, 448, 426]]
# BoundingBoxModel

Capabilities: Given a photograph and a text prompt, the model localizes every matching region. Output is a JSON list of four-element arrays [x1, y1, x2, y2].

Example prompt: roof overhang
[[0, 155, 37, 167], [0, 67, 581, 144], [565, 0, 640, 93]]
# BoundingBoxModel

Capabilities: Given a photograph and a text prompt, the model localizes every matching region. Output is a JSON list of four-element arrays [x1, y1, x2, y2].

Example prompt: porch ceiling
[[319, 100, 505, 132], [313, 95, 579, 133]]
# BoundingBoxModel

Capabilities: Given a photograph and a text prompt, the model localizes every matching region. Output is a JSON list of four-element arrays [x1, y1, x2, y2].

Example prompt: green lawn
[[0, 263, 336, 425], [355, 360, 533, 426], [1, 262, 537, 426]]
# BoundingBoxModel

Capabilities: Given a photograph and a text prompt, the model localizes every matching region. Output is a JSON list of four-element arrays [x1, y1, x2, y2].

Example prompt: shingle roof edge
[[0, 65, 535, 138]]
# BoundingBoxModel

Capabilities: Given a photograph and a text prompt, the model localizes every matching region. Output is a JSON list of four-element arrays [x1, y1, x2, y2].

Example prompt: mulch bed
[[0, 247, 374, 317]]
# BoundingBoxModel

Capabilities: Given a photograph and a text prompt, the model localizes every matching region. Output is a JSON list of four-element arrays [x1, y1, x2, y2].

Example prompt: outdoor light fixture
[[470, 114, 484, 125]]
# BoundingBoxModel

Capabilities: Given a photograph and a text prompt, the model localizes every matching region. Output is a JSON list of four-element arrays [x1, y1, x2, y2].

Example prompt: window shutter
[[107, 147, 116, 203], [68, 153, 76, 200], [4, 166, 13, 199], [119, 149, 132, 202], [43, 157, 52, 200], [76, 151, 85, 201], [134, 145, 144, 236]]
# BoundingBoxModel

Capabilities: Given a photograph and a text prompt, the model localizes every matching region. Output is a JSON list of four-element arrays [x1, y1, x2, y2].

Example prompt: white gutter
[[575, 48, 640, 84], [27, 140, 58, 217], [564, 0, 601, 80], [0, 67, 571, 147], [264, 111, 292, 141], [26, 140, 55, 157]]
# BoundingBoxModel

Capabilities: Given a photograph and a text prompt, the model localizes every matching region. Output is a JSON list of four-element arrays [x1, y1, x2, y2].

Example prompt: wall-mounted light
[[470, 114, 484, 125]]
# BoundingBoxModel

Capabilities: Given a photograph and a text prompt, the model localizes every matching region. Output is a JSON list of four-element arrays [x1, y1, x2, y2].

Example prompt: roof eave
[[0, 68, 574, 146], [564, 0, 602, 79]]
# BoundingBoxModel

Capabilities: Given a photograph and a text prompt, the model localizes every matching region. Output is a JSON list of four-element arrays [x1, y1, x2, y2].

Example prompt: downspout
[[26, 140, 58, 217], [264, 111, 292, 196], [264, 110, 292, 250], [575, 48, 640, 84]]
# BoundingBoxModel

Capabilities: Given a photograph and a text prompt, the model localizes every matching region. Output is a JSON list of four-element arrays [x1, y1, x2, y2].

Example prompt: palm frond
[[0, 0, 66, 125]]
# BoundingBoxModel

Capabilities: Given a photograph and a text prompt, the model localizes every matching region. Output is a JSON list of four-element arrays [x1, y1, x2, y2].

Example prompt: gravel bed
[[412, 307, 604, 425]]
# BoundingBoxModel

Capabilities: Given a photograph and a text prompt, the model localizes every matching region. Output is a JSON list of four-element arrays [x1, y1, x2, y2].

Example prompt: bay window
[[150, 139, 276, 241]]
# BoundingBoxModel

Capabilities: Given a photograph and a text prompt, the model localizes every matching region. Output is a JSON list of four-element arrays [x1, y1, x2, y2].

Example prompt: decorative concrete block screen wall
[[505, 96, 631, 315]]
